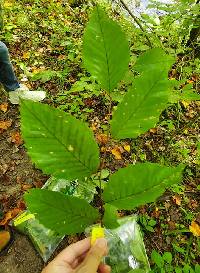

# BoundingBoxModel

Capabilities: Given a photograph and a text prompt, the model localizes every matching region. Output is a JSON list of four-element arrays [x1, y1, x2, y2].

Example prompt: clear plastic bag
[[86, 215, 150, 273], [13, 176, 97, 262], [13, 177, 150, 270]]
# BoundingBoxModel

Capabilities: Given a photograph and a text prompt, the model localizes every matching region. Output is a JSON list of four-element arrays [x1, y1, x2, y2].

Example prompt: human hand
[[42, 238, 111, 273]]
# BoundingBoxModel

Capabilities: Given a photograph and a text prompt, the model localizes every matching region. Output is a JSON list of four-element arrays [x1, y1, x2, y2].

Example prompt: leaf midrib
[[96, 6, 111, 92], [106, 171, 178, 204], [30, 196, 97, 221], [114, 69, 168, 136], [22, 102, 95, 173]]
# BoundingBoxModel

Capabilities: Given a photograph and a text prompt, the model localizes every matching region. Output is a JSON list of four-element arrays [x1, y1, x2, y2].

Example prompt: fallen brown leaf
[[189, 221, 200, 237], [0, 120, 12, 131], [11, 131, 23, 146], [0, 208, 22, 226], [33, 180, 44, 188], [21, 184, 33, 191], [16, 200, 26, 211], [0, 163, 9, 175], [164, 202, 171, 210], [91, 123, 97, 131], [96, 133, 109, 145], [0, 103, 8, 113], [188, 199, 198, 209], [22, 52, 30, 59], [151, 207, 160, 218], [58, 55, 66, 60], [149, 128, 157, 134], [173, 195, 181, 206], [181, 100, 190, 108], [101, 146, 108, 153], [196, 213, 200, 225], [111, 147, 122, 160], [168, 220, 176, 230]]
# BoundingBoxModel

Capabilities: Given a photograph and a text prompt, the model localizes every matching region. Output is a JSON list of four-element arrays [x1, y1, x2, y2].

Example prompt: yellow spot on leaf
[[68, 145, 74, 152]]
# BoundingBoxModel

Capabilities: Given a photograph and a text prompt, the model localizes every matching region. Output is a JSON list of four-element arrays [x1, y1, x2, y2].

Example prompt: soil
[[0, 232, 43, 273], [0, 89, 47, 273]]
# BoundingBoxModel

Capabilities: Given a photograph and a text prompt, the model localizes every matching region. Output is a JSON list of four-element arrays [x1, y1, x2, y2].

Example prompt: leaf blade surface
[[103, 163, 183, 209], [25, 189, 100, 235], [20, 100, 100, 180], [111, 69, 170, 139], [83, 6, 130, 92]]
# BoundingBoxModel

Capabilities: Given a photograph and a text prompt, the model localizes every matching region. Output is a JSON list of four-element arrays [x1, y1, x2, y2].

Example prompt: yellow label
[[14, 212, 35, 226], [91, 227, 105, 245]]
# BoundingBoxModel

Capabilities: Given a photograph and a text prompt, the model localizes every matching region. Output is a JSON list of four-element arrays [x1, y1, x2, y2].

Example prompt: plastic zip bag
[[86, 215, 150, 273], [12, 176, 97, 262]]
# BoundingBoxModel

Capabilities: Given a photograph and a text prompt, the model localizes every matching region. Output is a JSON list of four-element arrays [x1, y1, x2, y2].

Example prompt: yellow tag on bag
[[91, 227, 105, 245], [13, 212, 35, 226]]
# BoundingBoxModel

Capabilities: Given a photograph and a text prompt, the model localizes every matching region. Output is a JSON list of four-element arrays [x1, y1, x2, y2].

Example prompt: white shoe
[[9, 84, 46, 104]]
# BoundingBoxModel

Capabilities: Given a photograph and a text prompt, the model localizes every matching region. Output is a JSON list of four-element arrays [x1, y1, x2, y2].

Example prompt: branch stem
[[118, 0, 153, 48], [98, 92, 113, 227]]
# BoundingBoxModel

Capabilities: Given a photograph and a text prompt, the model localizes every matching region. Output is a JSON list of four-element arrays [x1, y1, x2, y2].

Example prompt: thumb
[[77, 238, 108, 273]]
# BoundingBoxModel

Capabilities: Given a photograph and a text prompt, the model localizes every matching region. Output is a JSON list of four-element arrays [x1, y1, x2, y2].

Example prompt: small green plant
[[150, 250, 200, 273], [21, 6, 185, 236], [139, 215, 157, 233]]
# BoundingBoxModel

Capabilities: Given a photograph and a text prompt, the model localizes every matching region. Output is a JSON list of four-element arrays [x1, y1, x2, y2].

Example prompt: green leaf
[[162, 252, 172, 264], [195, 264, 200, 273], [170, 89, 200, 103], [83, 5, 130, 92], [175, 268, 183, 273], [32, 70, 56, 83], [180, 89, 200, 101], [103, 163, 183, 209], [100, 169, 110, 179], [111, 68, 171, 139], [172, 243, 186, 254], [183, 264, 194, 273], [25, 189, 100, 235], [151, 250, 164, 268], [20, 100, 100, 180], [134, 48, 175, 74], [103, 204, 119, 229], [149, 219, 157, 226]]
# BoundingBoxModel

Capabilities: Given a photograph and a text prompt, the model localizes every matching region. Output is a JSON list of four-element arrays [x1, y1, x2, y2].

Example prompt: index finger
[[54, 238, 91, 265]]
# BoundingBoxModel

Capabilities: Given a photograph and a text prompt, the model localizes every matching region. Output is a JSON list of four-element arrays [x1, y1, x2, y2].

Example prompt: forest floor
[[0, 1, 199, 273]]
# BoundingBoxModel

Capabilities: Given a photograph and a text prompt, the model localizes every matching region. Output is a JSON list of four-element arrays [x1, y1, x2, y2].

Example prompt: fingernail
[[95, 238, 107, 248]]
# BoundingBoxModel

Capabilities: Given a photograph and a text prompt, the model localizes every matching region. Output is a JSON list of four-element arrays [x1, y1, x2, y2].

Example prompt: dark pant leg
[[0, 41, 20, 91]]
